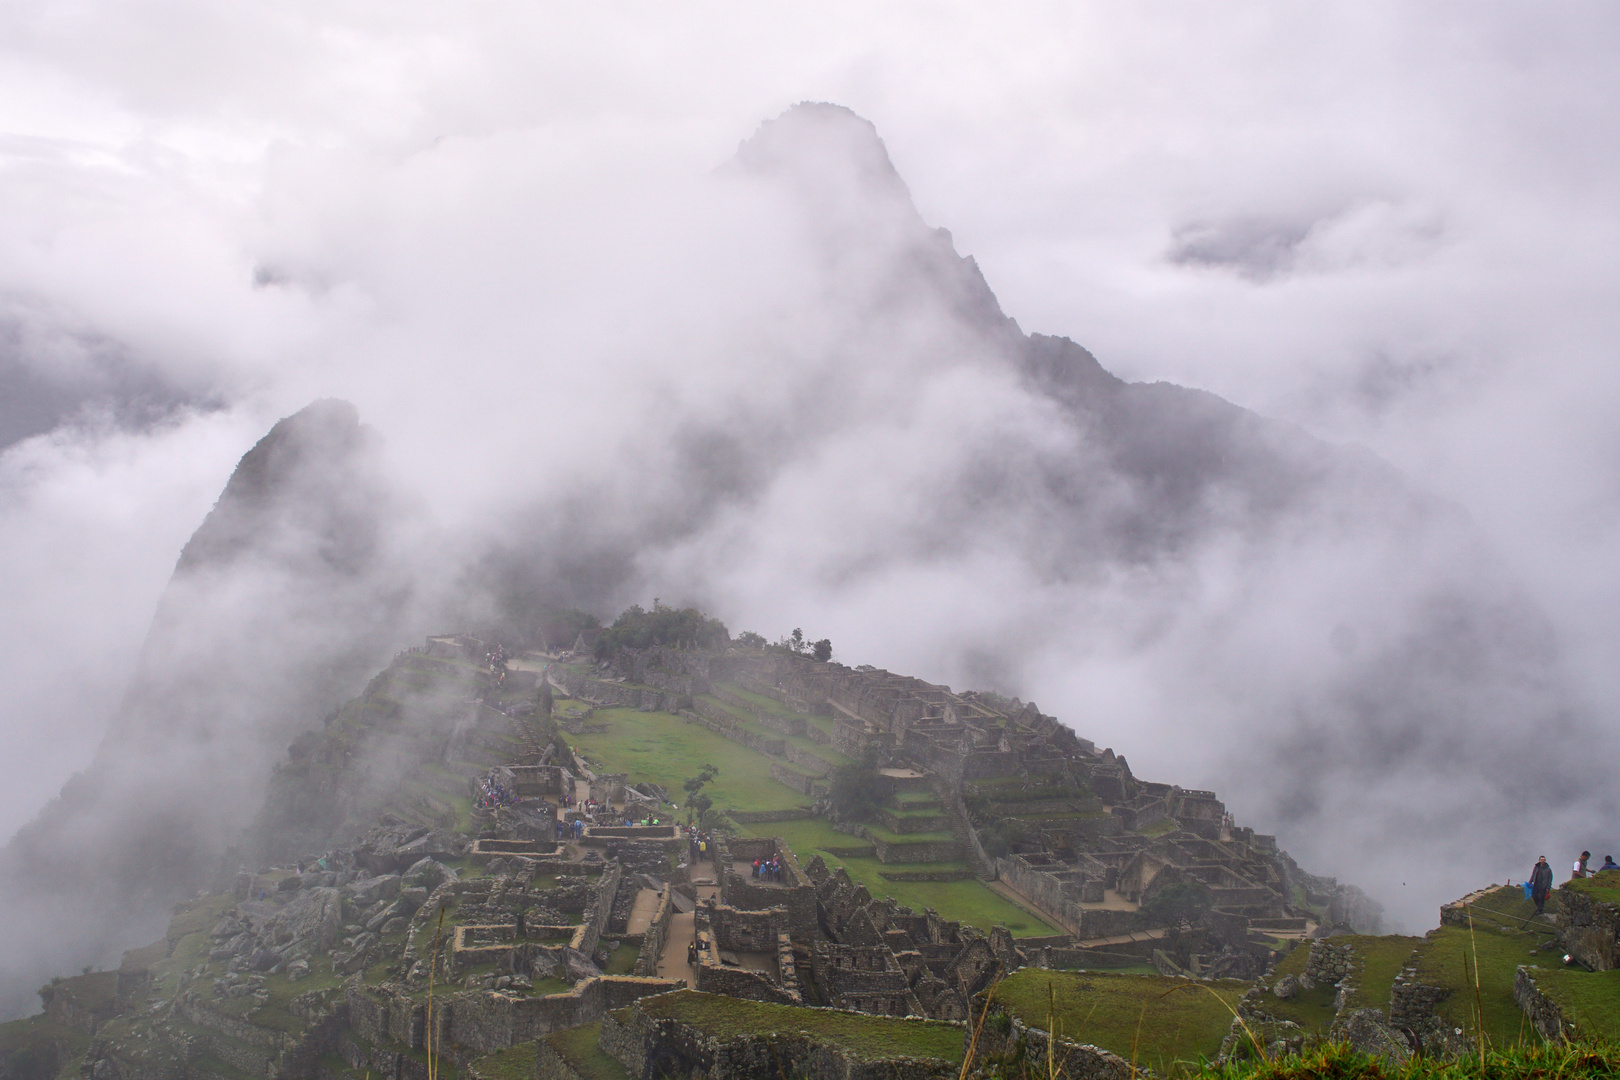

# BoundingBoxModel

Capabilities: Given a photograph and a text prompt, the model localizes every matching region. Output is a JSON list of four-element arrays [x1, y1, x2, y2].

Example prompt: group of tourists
[[687, 826, 714, 864], [1526, 850, 1620, 914], [477, 773, 519, 810], [555, 817, 588, 841], [751, 856, 785, 882]]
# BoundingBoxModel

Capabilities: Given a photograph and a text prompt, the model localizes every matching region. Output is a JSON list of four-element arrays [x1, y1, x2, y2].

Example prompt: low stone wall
[[727, 808, 813, 824], [682, 707, 787, 757], [878, 869, 976, 882], [635, 888, 676, 978], [866, 833, 962, 865], [710, 903, 786, 952], [876, 807, 950, 834], [974, 1011, 1132, 1080], [602, 994, 961, 1080], [1513, 965, 1571, 1041], [693, 956, 799, 1005], [769, 763, 826, 797], [786, 744, 833, 776], [442, 975, 685, 1055]]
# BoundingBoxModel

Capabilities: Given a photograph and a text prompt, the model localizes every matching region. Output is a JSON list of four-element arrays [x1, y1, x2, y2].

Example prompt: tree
[[736, 631, 767, 649], [827, 750, 893, 823], [683, 764, 719, 825], [812, 638, 832, 662], [1140, 881, 1212, 929], [594, 602, 730, 660], [787, 628, 806, 654]]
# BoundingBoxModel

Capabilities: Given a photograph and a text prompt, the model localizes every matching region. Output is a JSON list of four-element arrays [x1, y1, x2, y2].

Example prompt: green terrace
[[625, 990, 966, 1063], [993, 968, 1247, 1076], [566, 708, 1061, 934], [1262, 935, 1423, 1036], [537, 1022, 630, 1080], [693, 693, 851, 770], [747, 817, 1058, 936], [568, 707, 810, 813]]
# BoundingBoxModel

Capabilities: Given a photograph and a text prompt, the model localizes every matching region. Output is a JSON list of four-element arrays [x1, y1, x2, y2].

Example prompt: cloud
[[0, 3, 1616, 998]]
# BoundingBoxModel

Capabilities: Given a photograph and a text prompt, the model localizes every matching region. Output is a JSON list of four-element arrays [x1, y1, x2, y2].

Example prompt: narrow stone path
[[652, 856, 720, 987]]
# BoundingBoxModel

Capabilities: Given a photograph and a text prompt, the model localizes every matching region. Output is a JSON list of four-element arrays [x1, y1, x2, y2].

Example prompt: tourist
[[1574, 851, 1593, 879], [1604, 855, 1620, 872], [1530, 855, 1554, 914]]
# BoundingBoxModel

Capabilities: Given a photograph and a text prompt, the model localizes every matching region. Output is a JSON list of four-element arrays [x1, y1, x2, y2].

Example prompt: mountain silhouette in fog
[[0, 102, 1570, 1016]]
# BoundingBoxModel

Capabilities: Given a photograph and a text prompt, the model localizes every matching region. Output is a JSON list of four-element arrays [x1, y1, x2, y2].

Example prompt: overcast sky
[[2, 3, 1618, 930]]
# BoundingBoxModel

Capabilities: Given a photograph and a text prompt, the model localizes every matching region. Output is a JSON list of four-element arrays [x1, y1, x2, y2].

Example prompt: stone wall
[[715, 837, 819, 943], [683, 704, 787, 757], [974, 1012, 1132, 1080], [866, 833, 962, 865], [1557, 887, 1619, 971], [709, 903, 786, 953], [786, 744, 832, 776], [635, 888, 676, 977], [769, 763, 826, 797], [440, 975, 684, 1055], [1513, 965, 1571, 1041], [601, 995, 963, 1080]]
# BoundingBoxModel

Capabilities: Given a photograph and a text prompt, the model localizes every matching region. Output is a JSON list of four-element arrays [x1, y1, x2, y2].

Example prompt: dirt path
[[652, 856, 720, 987]]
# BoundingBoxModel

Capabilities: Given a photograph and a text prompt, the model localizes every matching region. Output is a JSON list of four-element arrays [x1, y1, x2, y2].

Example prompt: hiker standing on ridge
[[1574, 851, 1592, 879], [1530, 856, 1554, 915]]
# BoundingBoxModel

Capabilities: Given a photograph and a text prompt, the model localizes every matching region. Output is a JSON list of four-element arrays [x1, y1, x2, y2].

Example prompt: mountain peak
[[732, 102, 917, 219]]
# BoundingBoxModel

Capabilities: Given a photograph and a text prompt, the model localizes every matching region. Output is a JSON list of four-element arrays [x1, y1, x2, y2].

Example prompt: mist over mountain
[[0, 400, 419, 1017], [0, 97, 1609, 1018]]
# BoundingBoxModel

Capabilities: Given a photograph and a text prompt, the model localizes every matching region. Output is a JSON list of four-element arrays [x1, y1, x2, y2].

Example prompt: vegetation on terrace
[[1183, 1042, 1620, 1080], [630, 989, 966, 1062], [992, 968, 1247, 1076]]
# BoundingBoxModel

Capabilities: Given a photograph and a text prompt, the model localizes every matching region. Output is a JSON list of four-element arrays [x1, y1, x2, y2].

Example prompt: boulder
[[259, 887, 343, 953], [345, 874, 402, 906], [399, 886, 429, 912], [1272, 974, 1299, 1000], [562, 947, 601, 983], [403, 858, 456, 890]]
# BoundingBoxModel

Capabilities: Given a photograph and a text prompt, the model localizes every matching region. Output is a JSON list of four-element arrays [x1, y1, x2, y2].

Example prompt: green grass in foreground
[[541, 1023, 629, 1080], [1413, 924, 1543, 1048], [1534, 966, 1620, 1041], [468, 1040, 538, 1080], [1188, 1041, 1620, 1080], [568, 708, 809, 813], [635, 989, 965, 1062], [747, 817, 1058, 936], [995, 969, 1247, 1076]]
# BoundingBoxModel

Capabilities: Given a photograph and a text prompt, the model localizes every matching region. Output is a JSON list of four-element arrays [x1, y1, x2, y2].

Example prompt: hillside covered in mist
[[0, 103, 1596, 1018]]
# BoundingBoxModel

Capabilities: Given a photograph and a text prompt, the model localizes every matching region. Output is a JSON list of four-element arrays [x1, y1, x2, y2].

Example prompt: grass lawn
[[541, 1023, 629, 1080], [468, 1041, 539, 1080], [568, 708, 809, 814], [747, 818, 1058, 937], [1413, 923, 1548, 1047], [634, 990, 965, 1062], [994, 969, 1246, 1076], [1536, 966, 1620, 1042]]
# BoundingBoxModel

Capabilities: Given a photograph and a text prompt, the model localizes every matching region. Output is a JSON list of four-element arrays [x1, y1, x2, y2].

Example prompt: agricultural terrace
[[628, 990, 967, 1063], [565, 706, 1057, 935], [993, 969, 1247, 1076]]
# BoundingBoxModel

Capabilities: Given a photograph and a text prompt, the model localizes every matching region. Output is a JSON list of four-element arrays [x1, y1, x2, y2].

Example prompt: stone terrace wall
[[684, 703, 787, 757], [635, 888, 676, 977], [1557, 887, 1619, 971], [1513, 966, 1570, 1041], [601, 997, 962, 1080], [442, 975, 684, 1055]]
